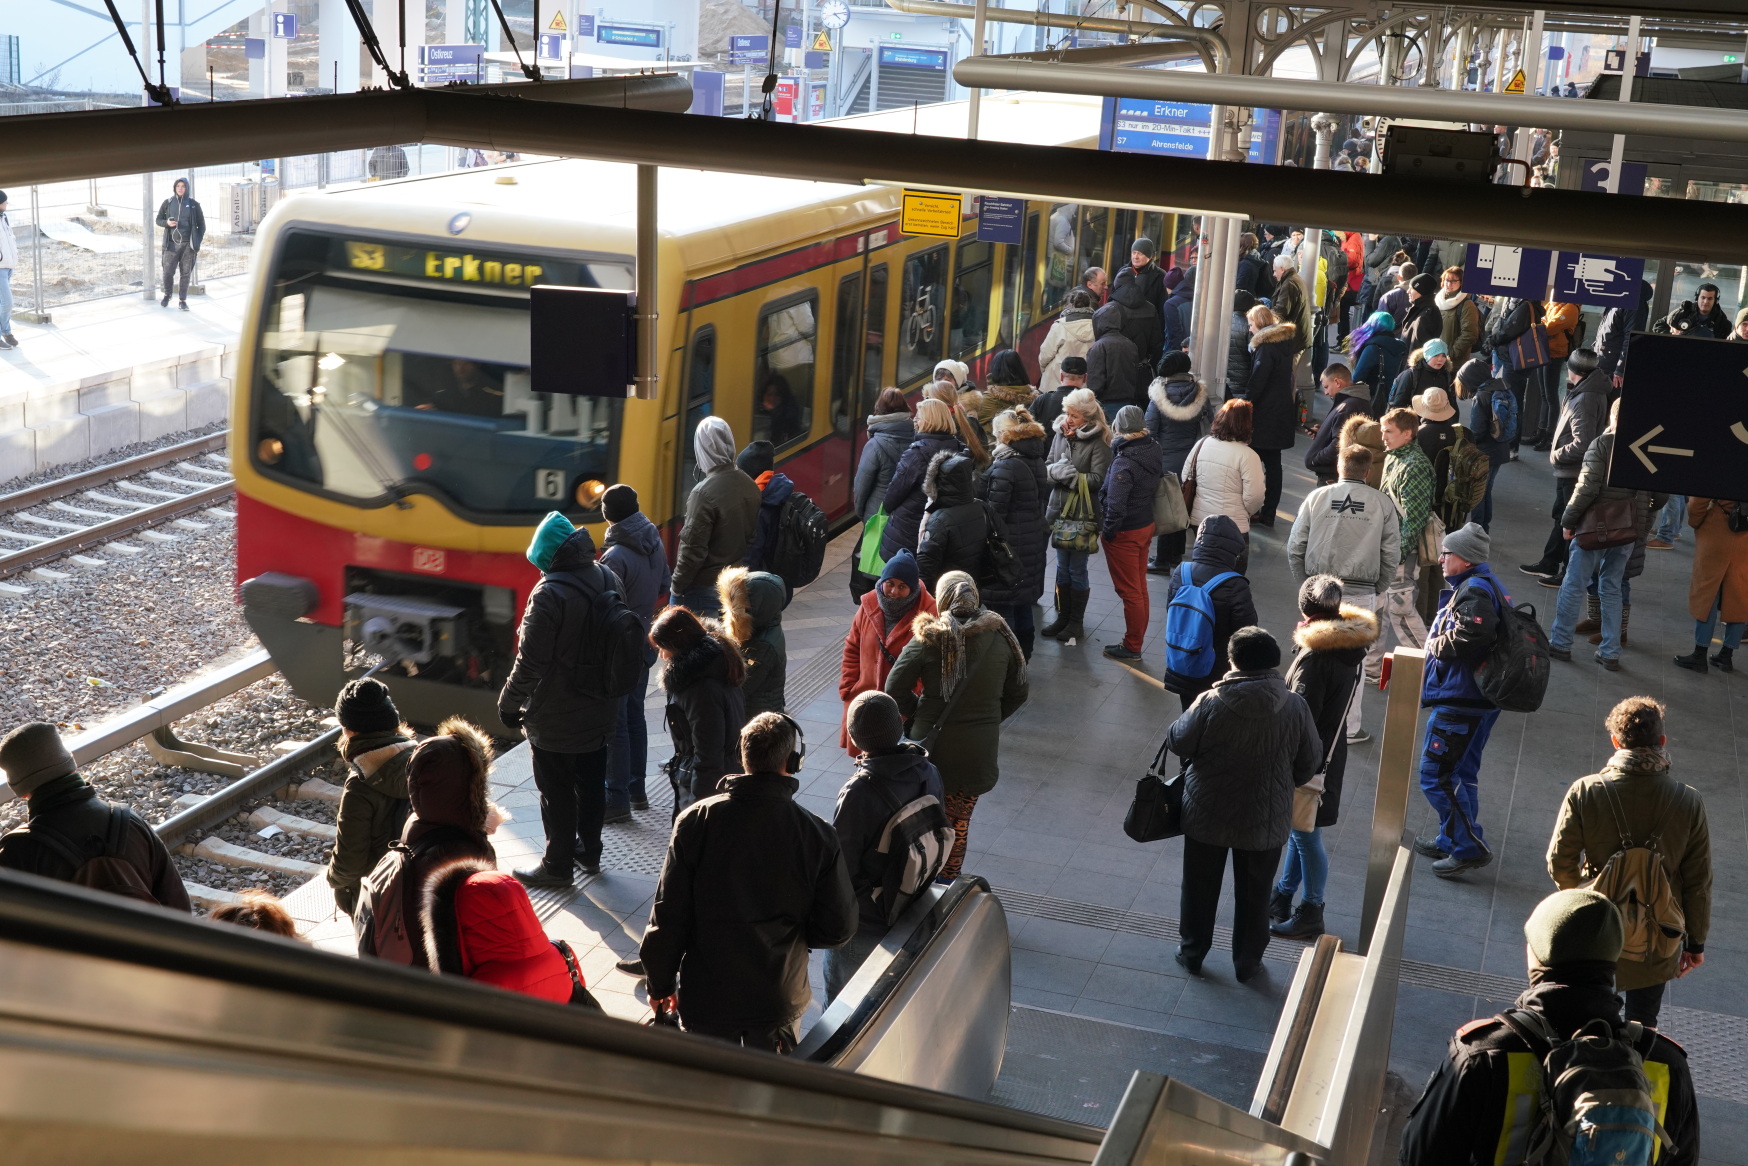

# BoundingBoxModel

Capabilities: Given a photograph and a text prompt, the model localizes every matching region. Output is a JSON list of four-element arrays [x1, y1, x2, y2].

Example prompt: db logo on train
[[411, 547, 447, 574]]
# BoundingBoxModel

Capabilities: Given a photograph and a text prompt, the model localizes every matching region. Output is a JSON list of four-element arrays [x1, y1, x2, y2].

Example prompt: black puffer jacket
[[1101, 433, 1164, 539], [1111, 277, 1163, 374], [662, 634, 748, 802], [915, 452, 988, 591], [1283, 606, 1378, 828], [1388, 357, 1454, 411], [878, 430, 962, 562], [1400, 296, 1445, 354], [1145, 375, 1214, 476], [1244, 321, 1299, 452], [832, 742, 945, 928], [1087, 302, 1143, 409], [497, 527, 619, 752], [1225, 312, 1252, 396], [1165, 668, 1322, 852], [1161, 515, 1259, 699], [979, 424, 1049, 606], [1304, 384, 1373, 478], [854, 412, 916, 519]]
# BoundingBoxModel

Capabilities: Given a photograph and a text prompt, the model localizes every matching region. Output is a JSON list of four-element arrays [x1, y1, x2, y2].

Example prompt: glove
[[498, 707, 524, 731]]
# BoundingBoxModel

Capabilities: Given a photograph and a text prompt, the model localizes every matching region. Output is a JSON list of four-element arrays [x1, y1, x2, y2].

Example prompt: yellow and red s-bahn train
[[234, 93, 1178, 730]]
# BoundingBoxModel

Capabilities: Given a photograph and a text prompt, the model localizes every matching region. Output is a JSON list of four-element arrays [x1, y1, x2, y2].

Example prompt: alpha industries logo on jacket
[[1329, 496, 1367, 514]]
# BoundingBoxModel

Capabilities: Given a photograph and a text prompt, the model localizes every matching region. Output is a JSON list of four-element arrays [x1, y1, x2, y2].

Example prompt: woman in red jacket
[[422, 859, 581, 1004], [839, 549, 937, 754]]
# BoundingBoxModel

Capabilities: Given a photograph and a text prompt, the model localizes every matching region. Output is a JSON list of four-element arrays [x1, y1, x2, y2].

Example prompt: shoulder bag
[[1124, 737, 1184, 843], [1574, 495, 1640, 551], [1153, 471, 1190, 534], [857, 509, 890, 576], [1507, 319, 1551, 372], [1051, 473, 1102, 553]]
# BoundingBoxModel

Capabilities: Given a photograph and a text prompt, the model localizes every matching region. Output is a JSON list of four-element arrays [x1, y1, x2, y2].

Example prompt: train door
[[897, 244, 949, 388], [674, 324, 716, 524], [819, 269, 864, 518], [949, 234, 996, 370]]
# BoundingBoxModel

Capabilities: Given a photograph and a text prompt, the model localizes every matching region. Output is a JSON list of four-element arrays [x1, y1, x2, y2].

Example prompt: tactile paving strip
[[993, 886, 1748, 1104]]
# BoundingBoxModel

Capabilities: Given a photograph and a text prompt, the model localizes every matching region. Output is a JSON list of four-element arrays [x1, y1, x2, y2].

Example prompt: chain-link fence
[[5, 144, 469, 317]]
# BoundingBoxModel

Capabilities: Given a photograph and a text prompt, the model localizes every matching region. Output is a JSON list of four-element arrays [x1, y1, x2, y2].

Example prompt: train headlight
[[574, 478, 607, 509], [258, 438, 284, 465]]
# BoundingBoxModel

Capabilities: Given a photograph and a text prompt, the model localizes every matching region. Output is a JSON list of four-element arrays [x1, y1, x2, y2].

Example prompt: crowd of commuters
[[0, 233, 1738, 1164]]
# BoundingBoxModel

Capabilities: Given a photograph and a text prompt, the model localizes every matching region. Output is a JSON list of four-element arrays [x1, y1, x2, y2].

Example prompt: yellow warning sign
[[546, 9, 567, 32], [900, 189, 963, 238], [811, 30, 832, 51], [1504, 68, 1526, 94]]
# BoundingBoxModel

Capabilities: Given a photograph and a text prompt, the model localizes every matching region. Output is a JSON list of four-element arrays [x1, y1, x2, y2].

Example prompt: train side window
[[897, 246, 946, 385], [1017, 211, 1038, 338], [1112, 209, 1136, 256], [1142, 211, 1166, 250], [1042, 203, 1077, 313], [949, 237, 994, 359], [830, 272, 862, 438], [753, 292, 817, 450], [676, 325, 716, 496], [862, 264, 888, 416], [1077, 206, 1108, 292]]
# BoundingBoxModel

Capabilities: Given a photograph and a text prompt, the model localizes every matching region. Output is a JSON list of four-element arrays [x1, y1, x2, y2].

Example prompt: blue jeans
[[605, 658, 652, 814], [1550, 541, 1631, 658], [675, 580, 722, 618], [1654, 496, 1687, 543], [1276, 827, 1328, 906], [1054, 547, 1091, 590], [1418, 707, 1501, 861], [1697, 595, 1747, 651], [0, 266, 12, 334]]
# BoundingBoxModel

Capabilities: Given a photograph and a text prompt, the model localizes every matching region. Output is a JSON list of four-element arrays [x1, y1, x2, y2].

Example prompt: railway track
[[0, 433, 235, 586]]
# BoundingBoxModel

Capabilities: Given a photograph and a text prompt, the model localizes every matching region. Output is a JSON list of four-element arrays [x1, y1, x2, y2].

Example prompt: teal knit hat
[[526, 511, 576, 572]]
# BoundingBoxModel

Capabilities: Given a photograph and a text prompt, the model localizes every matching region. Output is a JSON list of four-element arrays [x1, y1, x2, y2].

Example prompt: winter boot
[[1060, 588, 1091, 642], [1270, 901, 1326, 939], [1268, 887, 1293, 924], [1712, 646, 1736, 672], [1041, 585, 1071, 639], [1589, 604, 1628, 646], [1674, 646, 1709, 673], [1573, 593, 1601, 636]]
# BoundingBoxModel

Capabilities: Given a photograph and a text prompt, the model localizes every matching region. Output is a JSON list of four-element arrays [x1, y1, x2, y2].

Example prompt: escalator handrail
[[0, 865, 1097, 1144]]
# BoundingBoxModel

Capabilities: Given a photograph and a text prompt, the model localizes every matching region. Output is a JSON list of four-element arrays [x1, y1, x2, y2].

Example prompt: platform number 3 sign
[[535, 469, 567, 501]]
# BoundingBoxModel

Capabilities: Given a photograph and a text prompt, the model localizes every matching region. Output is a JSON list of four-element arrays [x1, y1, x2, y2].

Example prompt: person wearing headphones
[[639, 712, 857, 1053]]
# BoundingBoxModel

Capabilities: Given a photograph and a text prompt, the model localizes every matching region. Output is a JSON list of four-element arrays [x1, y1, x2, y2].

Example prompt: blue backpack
[[1163, 565, 1241, 681], [1485, 384, 1519, 445]]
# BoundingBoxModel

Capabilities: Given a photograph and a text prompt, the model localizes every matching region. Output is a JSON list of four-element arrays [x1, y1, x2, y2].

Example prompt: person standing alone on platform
[[1547, 696, 1710, 1028], [1100, 405, 1164, 662], [671, 416, 761, 618], [1166, 627, 1321, 981], [598, 484, 670, 823], [1416, 522, 1506, 879], [499, 513, 620, 887], [0, 191, 17, 349], [155, 177, 205, 311]]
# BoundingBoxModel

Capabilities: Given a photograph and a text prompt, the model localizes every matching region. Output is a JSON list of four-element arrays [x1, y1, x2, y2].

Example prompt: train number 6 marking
[[534, 469, 567, 501]]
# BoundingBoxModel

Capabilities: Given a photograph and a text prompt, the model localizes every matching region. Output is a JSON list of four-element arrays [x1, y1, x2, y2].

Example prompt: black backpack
[[767, 490, 829, 589], [557, 566, 647, 702], [354, 824, 471, 965], [868, 780, 953, 925], [1468, 575, 1551, 713], [29, 805, 161, 905]]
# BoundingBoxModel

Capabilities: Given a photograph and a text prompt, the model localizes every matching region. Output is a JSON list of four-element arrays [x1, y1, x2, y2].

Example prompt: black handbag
[[1124, 739, 1184, 843]]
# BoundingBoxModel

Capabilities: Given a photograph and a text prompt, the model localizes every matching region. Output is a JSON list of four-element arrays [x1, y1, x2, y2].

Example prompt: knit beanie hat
[[932, 359, 970, 388], [1114, 405, 1147, 435], [335, 677, 400, 734], [0, 722, 78, 797], [736, 440, 775, 478], [1423, 338, 1449, 360], [1228, 626, 1281, 671], [1233, 290, 1257, 315], [1567, 347, 1599, 374], [1525, 889, 1623, 966], [526, 511, 575, 572], [1298, 575, 1344, 620], [601, 483, 639, 523], [847, 691, 906, 753], [1060, 355, 1088, 376], [1131, 237, 1157, 259], [1410, 272, 1439, 296], [1441, 521, 1490, 564], [1162, 267, 1185, 292], [1159, 350, 1193, 378], [878, 547, 921, 593]]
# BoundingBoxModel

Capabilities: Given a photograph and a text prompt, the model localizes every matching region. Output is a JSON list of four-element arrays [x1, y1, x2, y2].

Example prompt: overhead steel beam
[[883, 0, 1226, 69], [0, 86, 1742, 261], [952, 54, 1748, 145]]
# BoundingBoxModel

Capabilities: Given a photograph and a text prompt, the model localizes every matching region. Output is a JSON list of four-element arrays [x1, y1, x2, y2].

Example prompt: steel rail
[[153, 729, 341, 843], [64, 650, 277, 767], [0, 433, 228, 514], [0, 480, 232, 580]]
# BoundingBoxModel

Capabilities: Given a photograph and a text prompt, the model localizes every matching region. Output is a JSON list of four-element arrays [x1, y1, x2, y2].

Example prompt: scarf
[[930, 572, 1025, 703], [877, 586, 920, 636], [1603, 746, 1671, 779]]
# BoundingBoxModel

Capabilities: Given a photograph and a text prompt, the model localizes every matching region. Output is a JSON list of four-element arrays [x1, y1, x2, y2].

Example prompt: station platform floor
[[284, 411, 1746, 1154]]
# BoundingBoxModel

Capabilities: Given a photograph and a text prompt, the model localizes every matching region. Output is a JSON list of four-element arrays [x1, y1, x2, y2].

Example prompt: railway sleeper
[[189, 836, 322, 877], [145, 725, 258, 778], [280, 777, 344, 804], [247, 806, 338, 841], [183, 882, 246, 910]]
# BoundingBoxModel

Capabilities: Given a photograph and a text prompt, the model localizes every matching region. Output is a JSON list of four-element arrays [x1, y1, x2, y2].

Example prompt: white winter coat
[[1182, 436, 1265, 534], [1037, 313, 1096, 393]]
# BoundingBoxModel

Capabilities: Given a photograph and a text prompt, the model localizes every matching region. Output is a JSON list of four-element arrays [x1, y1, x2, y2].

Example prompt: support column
[[634, 165, 659, 401], [320, 0, 362, 93], [967, 0, 987, 139], [1605, 16, 1641, 194]]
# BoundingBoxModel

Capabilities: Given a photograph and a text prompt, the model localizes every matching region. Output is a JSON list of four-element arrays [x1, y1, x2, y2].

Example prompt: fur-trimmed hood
[[660, 631, 743, 695], [991, 418, 1047, 449], [422, 856, 496, 975], [716, 565, 785, 646], [1251, 321, 1297, 350], [982, 382, 1037, 409], [1148, 375, 1207, 421], [407, 717, 496, 833], [922, 450, 976, 508], [1293, 605, 1380, 654], [910, 607, 1011, 649], [420, 856, 573, 1004], [865, 411, 916, 441]]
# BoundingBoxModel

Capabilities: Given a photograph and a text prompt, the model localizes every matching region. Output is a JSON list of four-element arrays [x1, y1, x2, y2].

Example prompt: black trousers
[[1152, 527, 1187, 568], [161, 246, 196, 300], [531, 744, 608, 872], [1254, 447, 1284, 526], [1540, 477, 1577, 569], [1623, 982, 1666, 1028], [1179, 835, 1283, 973]]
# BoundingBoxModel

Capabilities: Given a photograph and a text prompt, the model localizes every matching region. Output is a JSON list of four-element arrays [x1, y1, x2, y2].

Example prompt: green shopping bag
[[1051, 474, 1102, 553], [858, 509, 890, 576]]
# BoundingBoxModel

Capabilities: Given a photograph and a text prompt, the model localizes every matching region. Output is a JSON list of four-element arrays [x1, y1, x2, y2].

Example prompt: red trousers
[[1104, 524, 1154, 652]]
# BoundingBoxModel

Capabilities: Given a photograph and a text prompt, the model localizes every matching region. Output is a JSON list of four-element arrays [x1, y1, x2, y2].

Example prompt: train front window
[[251, 231, 629, 517]]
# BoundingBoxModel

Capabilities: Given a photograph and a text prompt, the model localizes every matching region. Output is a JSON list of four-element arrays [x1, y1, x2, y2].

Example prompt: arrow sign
[[1609, 332, 1748, 499]]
